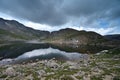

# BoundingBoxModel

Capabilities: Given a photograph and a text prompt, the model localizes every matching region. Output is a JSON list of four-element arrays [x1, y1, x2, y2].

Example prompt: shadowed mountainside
[[104, 34, 120, 40], [0, 18, 49, 41]]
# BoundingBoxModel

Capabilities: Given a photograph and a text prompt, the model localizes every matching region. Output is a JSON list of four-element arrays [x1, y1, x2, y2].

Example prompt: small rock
[[62, 61, 77, 67], [25, 74, 33, 80], [31, 63, 37, 66], [74, 71, 85, 77], [46, 61, 60, 70], [46, 72, 55, 75], [83, 74, 91, 80], [69, 65, 79, 70], [37, 70, 46, 77], [96, 50, 108, 55], [104, 75, 113, 80]]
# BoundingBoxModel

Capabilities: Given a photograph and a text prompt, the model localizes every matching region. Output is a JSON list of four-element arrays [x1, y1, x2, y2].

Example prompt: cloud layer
[[0, 0, 120, 34]]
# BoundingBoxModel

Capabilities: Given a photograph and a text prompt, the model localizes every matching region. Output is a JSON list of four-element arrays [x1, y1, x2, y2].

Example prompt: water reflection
[[0, 42, 113, 64], [0, 47, 84, 64], [0, 43, 50, 59], [16, 47, 82, 60]]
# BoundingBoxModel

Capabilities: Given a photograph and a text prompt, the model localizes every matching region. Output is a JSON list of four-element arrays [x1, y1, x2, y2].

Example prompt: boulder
[[45, 60, 60, 70], [37, 70, 46, 77], [4, 67, 17, 76]]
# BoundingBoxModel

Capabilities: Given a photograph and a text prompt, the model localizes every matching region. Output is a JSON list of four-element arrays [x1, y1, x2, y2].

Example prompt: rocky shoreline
[[0, 50, 120, 80]]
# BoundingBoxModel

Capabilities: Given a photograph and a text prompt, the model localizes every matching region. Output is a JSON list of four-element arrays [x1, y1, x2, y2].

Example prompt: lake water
[[0, 42, 112, 65]]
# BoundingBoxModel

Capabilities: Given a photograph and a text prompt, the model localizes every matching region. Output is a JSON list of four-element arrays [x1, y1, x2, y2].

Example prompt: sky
[[0, 0, 120, 35]]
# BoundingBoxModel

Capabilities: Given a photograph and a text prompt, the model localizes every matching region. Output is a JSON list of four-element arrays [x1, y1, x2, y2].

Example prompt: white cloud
[[24, 21, 55, 31], [0, 12, 15, 20], [80, 27, 116, 35], [67, 26, 116, 35], [24, 21, 116, 35]]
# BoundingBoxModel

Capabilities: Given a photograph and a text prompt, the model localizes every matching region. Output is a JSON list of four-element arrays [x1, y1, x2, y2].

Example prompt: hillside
[[102, 34, 120, 47], [46, 28, 104, 45], [0, 18, 108, 45], [104, 34, 120, 40], [0, 18, 49, 41]]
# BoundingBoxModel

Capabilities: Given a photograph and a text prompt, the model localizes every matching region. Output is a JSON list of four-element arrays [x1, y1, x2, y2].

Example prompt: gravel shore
[[0, 50, 120, 80]]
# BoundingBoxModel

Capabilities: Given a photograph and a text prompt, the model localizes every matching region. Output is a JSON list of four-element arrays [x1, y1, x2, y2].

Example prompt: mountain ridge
[[0, 18, 119, 46], [0, 18, 104, 35]]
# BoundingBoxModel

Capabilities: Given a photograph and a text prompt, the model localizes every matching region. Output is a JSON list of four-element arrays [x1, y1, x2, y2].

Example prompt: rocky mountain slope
[[0, 18, 118, 45], [0, 18, 49, 41], [47, 28, 104, 45]]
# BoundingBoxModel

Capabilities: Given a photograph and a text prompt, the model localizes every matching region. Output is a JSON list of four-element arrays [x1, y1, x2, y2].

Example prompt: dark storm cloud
[[0, 0, 66, 26], [0, 0, 120, 26], [62, 0, 120, 26]]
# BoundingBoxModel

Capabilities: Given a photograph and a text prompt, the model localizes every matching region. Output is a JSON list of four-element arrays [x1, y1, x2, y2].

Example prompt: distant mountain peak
[[60, 28, 79, 31], [0, 18, 5, 22]]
